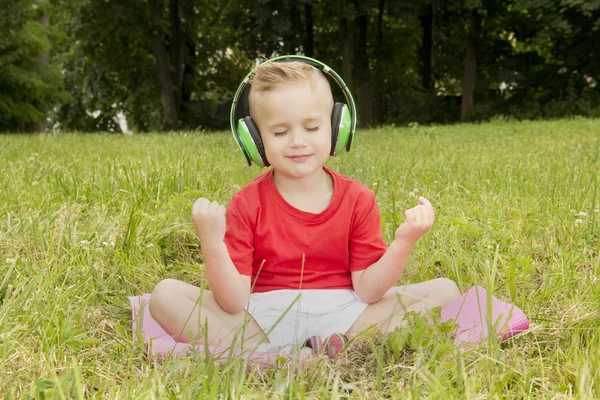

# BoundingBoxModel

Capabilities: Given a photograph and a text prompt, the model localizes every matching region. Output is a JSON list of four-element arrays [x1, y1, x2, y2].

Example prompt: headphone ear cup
[[330, 103, 351, 156], [237, 117, 269, 167]]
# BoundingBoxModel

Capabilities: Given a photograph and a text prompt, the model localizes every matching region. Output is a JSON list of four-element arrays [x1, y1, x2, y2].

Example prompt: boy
[[149, 59, 461, 356]]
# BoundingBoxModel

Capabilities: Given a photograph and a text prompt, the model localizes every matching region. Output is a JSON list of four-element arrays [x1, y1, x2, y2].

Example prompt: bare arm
[[200, 242, 250, 314], [352, 239, 416, 304], [193, 198, 250, 314], [352, 196, 434, 304]]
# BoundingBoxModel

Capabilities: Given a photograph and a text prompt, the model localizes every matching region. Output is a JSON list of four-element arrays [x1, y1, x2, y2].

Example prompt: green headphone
[[229, 55, 357, 167]]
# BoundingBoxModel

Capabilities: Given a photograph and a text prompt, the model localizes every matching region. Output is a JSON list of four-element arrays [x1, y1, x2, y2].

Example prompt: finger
[[418, 196, 432, 207], [418, 197, 434, 224], [415, 205, 426, 223], [193, 197, 209, 210], [209, 201, 221, 212], [217, 205, 226, 215]]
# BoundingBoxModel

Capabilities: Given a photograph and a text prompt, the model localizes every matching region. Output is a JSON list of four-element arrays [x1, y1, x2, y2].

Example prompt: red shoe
[[303, 336, 324, 355], [323, 333, 348, 359]]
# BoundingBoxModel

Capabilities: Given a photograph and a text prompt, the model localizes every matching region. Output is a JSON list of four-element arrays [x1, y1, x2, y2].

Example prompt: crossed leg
[[148, 279, 267, 347], [346, 278, 461, 337]]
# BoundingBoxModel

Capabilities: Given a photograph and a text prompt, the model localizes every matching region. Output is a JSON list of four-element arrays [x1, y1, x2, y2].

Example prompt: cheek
[[262, 137, 284, 156], [319, 129, 332, 149]]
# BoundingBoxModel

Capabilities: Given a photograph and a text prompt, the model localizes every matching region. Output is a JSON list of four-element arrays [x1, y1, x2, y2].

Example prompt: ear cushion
[[240, 116, 269, 167], [330, 102, 351, 156]]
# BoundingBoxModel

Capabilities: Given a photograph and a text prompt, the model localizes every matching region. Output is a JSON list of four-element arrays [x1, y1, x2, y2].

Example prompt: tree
[[461, 5, 483, 121], [0, 0, 69, 132]]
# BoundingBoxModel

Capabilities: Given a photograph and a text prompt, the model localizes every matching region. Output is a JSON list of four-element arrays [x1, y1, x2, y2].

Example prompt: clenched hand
[[192, 198, 227, 247], [394, 196, 435, 245]]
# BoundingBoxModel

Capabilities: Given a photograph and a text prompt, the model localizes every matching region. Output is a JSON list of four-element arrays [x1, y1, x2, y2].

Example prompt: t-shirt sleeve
[[223, 194, 254, 276], [348, 190, 388, 271]]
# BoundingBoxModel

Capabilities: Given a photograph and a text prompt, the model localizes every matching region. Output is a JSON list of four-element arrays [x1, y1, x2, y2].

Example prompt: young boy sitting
[[149, 58, 461, 357]]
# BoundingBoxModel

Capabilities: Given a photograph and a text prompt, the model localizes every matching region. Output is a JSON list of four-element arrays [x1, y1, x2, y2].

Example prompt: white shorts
[[245, 289, 368, 348]]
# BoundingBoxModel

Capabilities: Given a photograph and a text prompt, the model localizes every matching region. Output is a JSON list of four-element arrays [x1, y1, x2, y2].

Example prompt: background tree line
[[1, 0, 599, 133]]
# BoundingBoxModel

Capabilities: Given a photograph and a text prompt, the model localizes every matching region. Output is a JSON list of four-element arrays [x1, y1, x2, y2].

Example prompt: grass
[[0, 117, 599, 398]]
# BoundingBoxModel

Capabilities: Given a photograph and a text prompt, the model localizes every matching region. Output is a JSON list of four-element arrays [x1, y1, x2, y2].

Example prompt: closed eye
[[306, 126, 320, 132], [273, 130, 288, 136]]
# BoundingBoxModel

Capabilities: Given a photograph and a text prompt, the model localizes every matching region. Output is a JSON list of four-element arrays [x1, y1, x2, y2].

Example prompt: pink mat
[[128, 285, 528, 362], [437, 286, 529, 344]]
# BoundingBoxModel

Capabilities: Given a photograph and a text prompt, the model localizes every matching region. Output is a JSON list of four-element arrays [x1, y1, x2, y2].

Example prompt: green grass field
[[1, 118, 599, 398]]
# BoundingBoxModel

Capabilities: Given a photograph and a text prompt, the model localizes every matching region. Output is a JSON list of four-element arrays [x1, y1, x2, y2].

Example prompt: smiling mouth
[[288, 154, 312, 159]]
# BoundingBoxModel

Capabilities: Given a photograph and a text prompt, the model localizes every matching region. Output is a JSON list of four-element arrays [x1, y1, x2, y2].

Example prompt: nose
[[289, 128, 306, 148]]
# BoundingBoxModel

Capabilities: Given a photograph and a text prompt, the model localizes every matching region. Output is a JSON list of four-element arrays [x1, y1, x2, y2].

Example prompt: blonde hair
[[248, 61, 332, 115], [249, 60, 325, 91]]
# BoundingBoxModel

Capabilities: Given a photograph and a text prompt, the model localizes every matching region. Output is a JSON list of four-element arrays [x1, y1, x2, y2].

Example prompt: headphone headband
[[230, 55, 357, 166]]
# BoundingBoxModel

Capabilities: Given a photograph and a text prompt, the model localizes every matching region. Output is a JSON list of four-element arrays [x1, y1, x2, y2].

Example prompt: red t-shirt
[[223, 167, 388, 293]]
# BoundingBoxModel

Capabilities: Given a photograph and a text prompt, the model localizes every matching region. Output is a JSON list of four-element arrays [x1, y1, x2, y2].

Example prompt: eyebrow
[[267, 117, 321, 129]]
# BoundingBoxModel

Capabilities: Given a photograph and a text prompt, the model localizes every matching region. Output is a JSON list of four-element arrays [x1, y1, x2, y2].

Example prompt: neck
[[273, 167, 330, 196]]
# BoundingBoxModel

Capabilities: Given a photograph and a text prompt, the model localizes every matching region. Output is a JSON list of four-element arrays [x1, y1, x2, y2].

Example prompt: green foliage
[[2, 0, 600, 131], [0, 0, 70, 131], [387, 308, 457, 361]]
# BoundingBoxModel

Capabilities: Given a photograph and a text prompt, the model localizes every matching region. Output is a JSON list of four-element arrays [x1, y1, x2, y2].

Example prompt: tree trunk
[[461, 8, 483, 121], [373, 0, 385, 125], [149, 0, 179, 129], [419, 3, 435, 91], [304, 3, 313, 57], [169, 0, 184, 110], [341, 19, 355, 96], [288, 1, 302, 54], [354, 13, 373, 127], [26, 0, 49, 133]]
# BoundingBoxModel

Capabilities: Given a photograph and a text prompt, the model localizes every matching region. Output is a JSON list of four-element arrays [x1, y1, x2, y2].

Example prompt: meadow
[[1, 118, 599, 398]]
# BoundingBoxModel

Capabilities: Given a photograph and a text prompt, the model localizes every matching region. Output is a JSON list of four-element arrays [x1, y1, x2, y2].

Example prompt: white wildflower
[[574, 219, 583, 226], [578, 211, 587, 217], [80, 240, 90, 246], [147, 243, 154, 248], [5, 258, 15, 264]]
